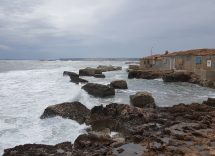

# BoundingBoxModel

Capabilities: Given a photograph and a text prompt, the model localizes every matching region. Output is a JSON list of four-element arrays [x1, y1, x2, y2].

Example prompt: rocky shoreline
[[3, 65, 215, 156]]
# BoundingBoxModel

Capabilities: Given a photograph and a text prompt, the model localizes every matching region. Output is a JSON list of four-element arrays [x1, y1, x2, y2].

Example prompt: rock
[[128, 70, 171, 79], [97, 65, 122, 72], [110, 80, 128, 89], [130, 92, 156, 108], [63, 71, 88, 84], [162, 71, 192, 82], [5, 102, 215, 156], [79, 67, 102, 76], [3, 142, 73, 156], [73, 133, 115, 155], [70, 76, 88, 84], [63, 71, 79, 78], [203, 98, 215, 107], [40, 101, 90, 124], [93, 74, 105, 78], [82, 83, 115, 97]]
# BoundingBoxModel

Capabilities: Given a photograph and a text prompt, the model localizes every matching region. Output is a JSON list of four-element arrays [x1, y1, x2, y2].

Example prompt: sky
[[0, 0, 215, 59]]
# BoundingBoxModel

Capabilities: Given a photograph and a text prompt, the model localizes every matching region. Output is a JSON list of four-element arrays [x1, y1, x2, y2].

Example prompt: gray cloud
[[0, 0, 215, 59]]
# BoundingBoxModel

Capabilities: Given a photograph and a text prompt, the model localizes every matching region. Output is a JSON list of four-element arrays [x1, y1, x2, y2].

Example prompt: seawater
[[0, 60, 215, 155]]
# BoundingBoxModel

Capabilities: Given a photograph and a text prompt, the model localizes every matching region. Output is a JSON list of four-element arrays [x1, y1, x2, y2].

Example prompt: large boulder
[[40, 101, 90, 124], [82, 83, 115, 97], [110, 80, 128, 89], [130, 92, 156, 108], [162, 71, 191, 82], [97, 65, 122, 72], [79, 68, 102, 76]]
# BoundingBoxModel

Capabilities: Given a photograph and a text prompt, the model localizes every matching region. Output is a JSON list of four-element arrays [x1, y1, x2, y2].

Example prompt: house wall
[[140, 54, 215, 81]]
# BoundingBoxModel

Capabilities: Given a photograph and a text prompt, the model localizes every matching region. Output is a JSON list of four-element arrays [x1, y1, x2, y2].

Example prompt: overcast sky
[[0, 0, 215, 59]]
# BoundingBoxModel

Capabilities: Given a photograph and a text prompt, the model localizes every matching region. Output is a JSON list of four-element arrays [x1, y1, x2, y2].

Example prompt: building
[[140, 49, 215, 81]]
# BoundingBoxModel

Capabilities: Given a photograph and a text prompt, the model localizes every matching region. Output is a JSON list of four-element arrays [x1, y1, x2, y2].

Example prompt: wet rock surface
[[82, 83, 115, 97], [130, 92, 156, 108], [40, 101, 90, 124], [4, 102, 215, 155], [110, 80, 128, 89]]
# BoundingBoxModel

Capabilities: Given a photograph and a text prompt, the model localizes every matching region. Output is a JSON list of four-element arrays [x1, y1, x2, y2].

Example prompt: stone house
[[140, 49, 215, 81]]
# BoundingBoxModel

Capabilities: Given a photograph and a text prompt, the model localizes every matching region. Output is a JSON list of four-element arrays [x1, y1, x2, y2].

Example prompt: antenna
[[151, 47, 153, 56]]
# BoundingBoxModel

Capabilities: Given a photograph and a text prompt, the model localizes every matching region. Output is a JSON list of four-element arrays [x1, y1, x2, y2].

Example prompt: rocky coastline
[[3, 65, 215, 156]]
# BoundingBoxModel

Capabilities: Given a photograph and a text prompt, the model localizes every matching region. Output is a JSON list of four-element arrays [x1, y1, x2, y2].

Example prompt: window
[[195, 56, 202, 64]]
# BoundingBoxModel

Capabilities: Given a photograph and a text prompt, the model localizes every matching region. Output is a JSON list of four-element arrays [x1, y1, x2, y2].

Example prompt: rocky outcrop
[[79, 67, 102, 76], [162, 71, 192, 82], [203, 98, 215, 107], [163, 71, 215, 88], [130, 92, 156, 108], [82, 83, 115, 97], [97, 65, 122, 72], [40, 101, 90, 124], [128, 70, 172, 79], [63, 71, 88, 84], [93, 74, 105, 78], [110, 80, 128, 89], [4, 102, 215, 156]]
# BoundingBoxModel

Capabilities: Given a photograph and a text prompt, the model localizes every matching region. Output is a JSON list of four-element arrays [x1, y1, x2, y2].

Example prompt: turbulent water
[[0, 60, 215, 155]]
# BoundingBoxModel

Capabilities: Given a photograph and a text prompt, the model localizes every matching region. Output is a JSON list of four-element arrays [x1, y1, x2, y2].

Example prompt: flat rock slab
[[82, 83, 115, 97], [40, 101, 90, 124]]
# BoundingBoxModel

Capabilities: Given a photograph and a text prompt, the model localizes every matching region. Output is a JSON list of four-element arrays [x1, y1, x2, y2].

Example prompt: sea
[[0, 60, 215, 155]]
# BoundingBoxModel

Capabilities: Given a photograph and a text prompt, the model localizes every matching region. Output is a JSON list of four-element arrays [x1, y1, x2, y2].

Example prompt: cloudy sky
[[0, 0, 215, 59]]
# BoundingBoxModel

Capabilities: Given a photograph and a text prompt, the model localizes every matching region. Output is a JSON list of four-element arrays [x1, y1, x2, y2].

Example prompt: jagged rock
[[79, 67, 102, 76], [93, 74, 105, 78], [162, 71, 192, 82], [203, 98, 215, 107], [40, 101, 90, 124], [63, 71, 79, 78], [130, 92, 156, 108], [110, 80, 128, 89], [97, 65, 122, 72], [82, 83, 115, 97], [63, 71, 88, 84]]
